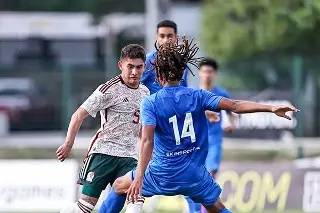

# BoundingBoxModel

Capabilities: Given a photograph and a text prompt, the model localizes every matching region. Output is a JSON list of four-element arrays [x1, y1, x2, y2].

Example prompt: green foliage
[[202, 0, 320, 62]]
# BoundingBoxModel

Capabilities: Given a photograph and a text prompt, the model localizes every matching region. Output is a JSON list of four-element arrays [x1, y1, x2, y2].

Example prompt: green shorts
[[78, 153, 137, 198]]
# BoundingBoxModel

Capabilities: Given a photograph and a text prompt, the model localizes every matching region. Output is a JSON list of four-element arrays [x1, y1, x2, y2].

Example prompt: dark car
[[0, 77, 59, 131]]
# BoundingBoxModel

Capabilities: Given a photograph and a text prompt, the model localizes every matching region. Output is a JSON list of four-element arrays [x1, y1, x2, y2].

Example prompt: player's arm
[[218, 98, 298, 116], [205, 111, 220, 123], [57, 107, 89, 161], [224, 112, 236, 132], [57, 85, 113, 161], [135, 98, 156, 182], [202, 90, 299, 120], [64, 107, 89, 148]]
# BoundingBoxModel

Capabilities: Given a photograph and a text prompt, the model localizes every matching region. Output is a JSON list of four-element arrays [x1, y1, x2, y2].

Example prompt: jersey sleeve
[[80, 85, 113, 118], [140, 97, 156, 126], [201, 90, 223, 112]]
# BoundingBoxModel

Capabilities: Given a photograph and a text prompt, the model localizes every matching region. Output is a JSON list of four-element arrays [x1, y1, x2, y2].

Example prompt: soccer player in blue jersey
[[142, 20, 188, 94], [200, 58, 237, 178], [104, 37, 298, 213]]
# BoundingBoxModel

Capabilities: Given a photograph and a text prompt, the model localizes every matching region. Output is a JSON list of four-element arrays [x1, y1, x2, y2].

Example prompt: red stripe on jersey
[[84, 130, 101, 159], [84, 121, 107, 159], [99, 75, 120, 92], [99, 75, 121, 94], [99, 77, 118, 93], [100, 79, 120, 93]]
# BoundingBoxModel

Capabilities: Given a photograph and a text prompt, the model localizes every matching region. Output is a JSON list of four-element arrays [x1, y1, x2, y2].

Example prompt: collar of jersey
[[164, 84, 180, 88], [119, 75, 139, 89]]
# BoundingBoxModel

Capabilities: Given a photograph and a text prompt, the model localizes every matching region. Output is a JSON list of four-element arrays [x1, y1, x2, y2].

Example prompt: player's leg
[[185, 196, 202, 213], [201, 138, 223, 213], [99, 173, 134, 213], [110, 171, 145, 213], [124, 167, 162, 213], [60, 154, 116, 213], [121, 173, 145, 213], [206, 136, 223, 179], [208, 145, 222, 179], [187, 168, 231, 213], [99, 157, 138, 213], [187, 138, 222, 213], [100, 167, 159, 213], [203, 198, 231, 213]]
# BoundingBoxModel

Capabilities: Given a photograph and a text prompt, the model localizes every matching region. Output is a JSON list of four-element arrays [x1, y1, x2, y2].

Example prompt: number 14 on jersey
[[169, 112, 196, 145]]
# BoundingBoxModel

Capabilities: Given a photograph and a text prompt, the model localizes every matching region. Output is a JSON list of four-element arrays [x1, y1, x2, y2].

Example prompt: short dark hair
[[120, 44, 146, 61], [199, 58, 219, 71], [157, 20, 177, 34], [151, 36, 201, 82]]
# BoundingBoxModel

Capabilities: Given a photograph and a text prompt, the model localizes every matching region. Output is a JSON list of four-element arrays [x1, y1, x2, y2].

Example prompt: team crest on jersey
[[86, 172, 95, 182]]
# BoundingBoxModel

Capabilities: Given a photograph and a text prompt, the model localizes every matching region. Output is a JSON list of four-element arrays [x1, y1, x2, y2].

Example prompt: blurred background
[[0, 0, 319, 212]]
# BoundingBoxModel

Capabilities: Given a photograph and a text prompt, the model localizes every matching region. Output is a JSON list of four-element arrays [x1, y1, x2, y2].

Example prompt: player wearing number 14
[[109, 37, 299, 213]]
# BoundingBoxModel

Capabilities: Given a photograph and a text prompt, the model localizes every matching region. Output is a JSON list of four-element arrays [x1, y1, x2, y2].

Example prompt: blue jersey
[[141, 51, 188, 94], [141, 85, 222, 183], [208, 86, 230, 136]]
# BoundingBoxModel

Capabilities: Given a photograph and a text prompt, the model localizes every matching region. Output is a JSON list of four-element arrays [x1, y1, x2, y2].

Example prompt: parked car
[[0, 78, 59, 131]]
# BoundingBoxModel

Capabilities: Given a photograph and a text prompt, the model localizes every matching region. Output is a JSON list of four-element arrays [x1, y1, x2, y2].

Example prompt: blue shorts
[[205, 135, 223, 172], [130, 166, 222, 206]]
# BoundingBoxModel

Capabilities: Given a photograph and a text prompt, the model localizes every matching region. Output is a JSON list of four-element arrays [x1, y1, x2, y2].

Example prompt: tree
[[202, 0, 320, 89], [202, 0, 320, 61]]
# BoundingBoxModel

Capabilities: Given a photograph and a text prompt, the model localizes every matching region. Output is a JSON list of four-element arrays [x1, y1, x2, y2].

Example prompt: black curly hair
[[150, 35, 203, 83]]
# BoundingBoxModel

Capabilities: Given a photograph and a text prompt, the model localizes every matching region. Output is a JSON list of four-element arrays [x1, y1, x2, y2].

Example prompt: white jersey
[[81, 75, 150, 159]]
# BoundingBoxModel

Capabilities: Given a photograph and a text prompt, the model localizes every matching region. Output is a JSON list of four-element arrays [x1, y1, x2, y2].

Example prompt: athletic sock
[[98, 188, 126, 213], [77, 199, 94, 213], [125, 197, 145, 213]]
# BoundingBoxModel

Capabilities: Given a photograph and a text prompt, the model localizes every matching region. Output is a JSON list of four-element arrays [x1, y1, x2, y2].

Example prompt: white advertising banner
[[0, 160, 78, 212]]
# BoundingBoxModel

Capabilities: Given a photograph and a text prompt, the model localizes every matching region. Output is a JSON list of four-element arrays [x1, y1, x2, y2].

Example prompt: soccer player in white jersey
[[56, 44, 150, 213]]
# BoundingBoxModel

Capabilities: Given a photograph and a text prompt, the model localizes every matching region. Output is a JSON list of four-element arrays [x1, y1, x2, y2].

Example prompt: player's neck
[[120, 74, 139, 88], [200, 82, 214, 91], [164, 80, 180, 87]]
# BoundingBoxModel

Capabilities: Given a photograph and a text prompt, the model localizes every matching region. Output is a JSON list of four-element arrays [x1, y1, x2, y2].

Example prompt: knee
[[113, 176, 128, 195], [112, 177, 122, 194]]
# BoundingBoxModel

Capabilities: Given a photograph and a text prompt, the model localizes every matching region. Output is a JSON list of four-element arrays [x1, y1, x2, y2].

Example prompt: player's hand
[[126, 178, 142, 203], [205, 111, 220, 123], [56, 142, 73, 162], [271, 105, 299, 120], [224, 125, 235, 133]]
